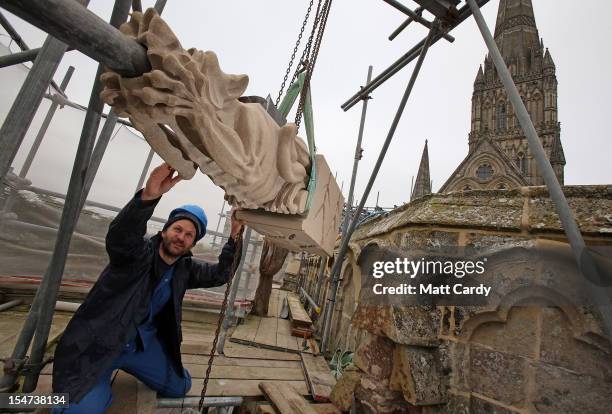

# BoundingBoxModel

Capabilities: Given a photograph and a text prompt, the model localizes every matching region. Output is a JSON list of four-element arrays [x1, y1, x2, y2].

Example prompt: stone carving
[[100, 9, 311, 213]]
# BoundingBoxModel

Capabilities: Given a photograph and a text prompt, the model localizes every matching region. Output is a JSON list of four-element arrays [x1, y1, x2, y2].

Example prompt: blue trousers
[[53, 335, 191, 414]]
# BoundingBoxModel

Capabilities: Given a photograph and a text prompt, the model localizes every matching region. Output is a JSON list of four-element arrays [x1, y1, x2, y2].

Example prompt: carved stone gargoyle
[[100, 8, 311, 214]]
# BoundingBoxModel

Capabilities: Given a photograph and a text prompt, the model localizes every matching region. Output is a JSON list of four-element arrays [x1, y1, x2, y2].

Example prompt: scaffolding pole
[[19, 67, 75, 178], [0, 34, 69, 183], [211, 200, 227, 248], [21, 0, 133, 392], [0, 10, 66, 94], [321, 23, 437, 354], [341, 0, 490, 111], [466, 0, 612, 339], [341, 65, 372, 237], [217, 227, 252, 354]]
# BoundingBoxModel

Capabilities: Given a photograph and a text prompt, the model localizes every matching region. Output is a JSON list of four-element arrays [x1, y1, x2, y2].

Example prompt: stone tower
[[411, 140, 431, 201], [440, 0, 565, 192]]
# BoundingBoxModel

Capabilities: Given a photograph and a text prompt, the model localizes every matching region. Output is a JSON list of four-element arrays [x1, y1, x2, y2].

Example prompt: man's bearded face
[[160, 219, 197, 258]]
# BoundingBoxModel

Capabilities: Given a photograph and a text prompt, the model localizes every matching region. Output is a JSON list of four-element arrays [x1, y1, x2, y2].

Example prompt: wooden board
[[185, 364, 304, 381], [259, 381, 318, 414], [223, 343, 302, 361], [300, 353, 336, 402], [254, 316, 279, 348], [231, 315, 262, 343], [276, 318, 300, 352], [181, 354, 301, 368], [258, 403, 341, 414], [287, 293, 312, 327], [188, 379, 309, 397], [36, 375, 309, 399], [0, 310, 72, 356]]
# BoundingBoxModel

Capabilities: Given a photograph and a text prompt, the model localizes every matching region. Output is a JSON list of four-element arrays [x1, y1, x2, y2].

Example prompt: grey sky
[[1, 1, 610, 222]]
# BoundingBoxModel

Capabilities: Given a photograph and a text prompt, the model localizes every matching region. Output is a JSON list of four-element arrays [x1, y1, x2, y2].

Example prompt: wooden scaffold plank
[[300, 353, 337, 402], [259, 381, 318, 414]]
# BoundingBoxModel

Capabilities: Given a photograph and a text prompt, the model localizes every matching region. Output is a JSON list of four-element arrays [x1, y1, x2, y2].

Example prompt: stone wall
[[305, 186, 612, 413]]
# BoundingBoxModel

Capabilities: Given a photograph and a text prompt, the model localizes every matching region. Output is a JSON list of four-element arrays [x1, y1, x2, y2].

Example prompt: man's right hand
[[141, 163, 182, 201]]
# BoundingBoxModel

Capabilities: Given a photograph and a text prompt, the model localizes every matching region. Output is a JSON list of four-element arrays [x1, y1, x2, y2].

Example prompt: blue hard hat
[[163, 204, 208, 242]]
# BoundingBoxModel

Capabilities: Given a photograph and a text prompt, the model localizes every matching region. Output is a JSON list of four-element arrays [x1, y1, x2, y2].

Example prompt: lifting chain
[[275, 0, 316, 107], [295, 0, 333, 130], [198, 228, 245, 413]]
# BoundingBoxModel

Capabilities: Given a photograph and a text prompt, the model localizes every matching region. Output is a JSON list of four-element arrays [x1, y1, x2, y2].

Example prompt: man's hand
[[230, 208, 245, 240], [142, 163, 182, 201]]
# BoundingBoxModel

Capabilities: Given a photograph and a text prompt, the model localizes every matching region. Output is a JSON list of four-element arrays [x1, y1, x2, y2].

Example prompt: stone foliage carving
[[100, 9, 311, 213]]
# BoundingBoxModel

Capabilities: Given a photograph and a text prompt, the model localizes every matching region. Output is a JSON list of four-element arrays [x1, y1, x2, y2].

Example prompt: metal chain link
[[275, 0, 316, 107], [295, 0, 333, 130], [289, 0, 324, 88], [198, 230, 244, 413]]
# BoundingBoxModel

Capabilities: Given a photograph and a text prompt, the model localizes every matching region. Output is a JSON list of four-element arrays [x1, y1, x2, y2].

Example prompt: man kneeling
[[52, 163, 242, 413]]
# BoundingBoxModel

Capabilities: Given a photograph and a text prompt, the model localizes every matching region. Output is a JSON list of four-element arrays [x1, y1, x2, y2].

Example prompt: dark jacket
[[52, 192, 236, 401]]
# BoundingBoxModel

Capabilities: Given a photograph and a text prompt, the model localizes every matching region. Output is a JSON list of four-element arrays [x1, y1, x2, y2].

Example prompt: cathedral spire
[[411, 140, 431, 201], [494, 0, 539, 59], [543, 48, 555, 69], [474, 64, 484, 87]]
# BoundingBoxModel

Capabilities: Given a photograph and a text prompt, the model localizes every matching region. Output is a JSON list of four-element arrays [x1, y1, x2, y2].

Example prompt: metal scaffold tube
[[19, 66, 75, 178], [341, 65, 373, 237], [321, 23, 438, 354], [0, 34, 70, 183], [0, 0, 150, 77], [466, 0, 612, 340], [21, 0, 133, 393], [341, 0, 490, 111], [217, 227, 252, 354]]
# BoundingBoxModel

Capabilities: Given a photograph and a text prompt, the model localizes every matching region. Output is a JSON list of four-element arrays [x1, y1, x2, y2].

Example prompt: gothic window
[[497, 103, 507, 131], [463, 185, 472, 191], [497, 183, 507, 190], [516, 152, 527, 175], [476, 164, 494, 181]]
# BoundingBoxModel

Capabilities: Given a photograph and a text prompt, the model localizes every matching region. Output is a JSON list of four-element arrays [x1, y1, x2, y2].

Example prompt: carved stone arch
[[448, 177, 481, 192], [458, 285, 609, 353], [531, 88, 544, 124]]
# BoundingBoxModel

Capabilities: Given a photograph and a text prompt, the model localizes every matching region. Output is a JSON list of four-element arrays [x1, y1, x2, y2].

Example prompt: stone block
[[526, 186, 612, 235], [465, 232, 532, 255], [470, 396, 521, 414], [468, 345, 527, 406], [389, 345, 447, 405], [237, 155, 344, 257], [353, 333, 395, 380], [421, 393, 470, 414], [540, 307, 612, 380], [394, 230, 460, 250], [450, 342, 469, 392], [329, 370, 362, 412], [351, 190, 524, 242], [531, 362, 612, 414], [355, 373, 419, 414], [469, 306, 539, 359], [352, 304, 440, 347]]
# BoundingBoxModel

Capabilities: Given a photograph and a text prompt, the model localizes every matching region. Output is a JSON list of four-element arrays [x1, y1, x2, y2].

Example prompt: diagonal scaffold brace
[[321, 22, 439, 353], [466, 0, 612, 341]]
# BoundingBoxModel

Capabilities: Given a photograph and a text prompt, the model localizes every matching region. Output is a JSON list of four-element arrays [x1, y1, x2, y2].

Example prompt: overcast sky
[[1, 0, 610, 222]]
